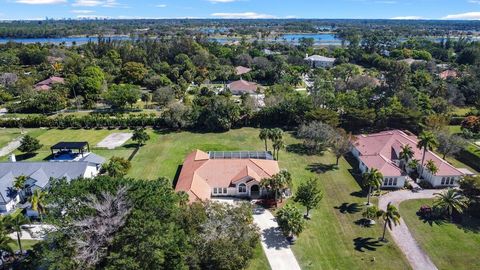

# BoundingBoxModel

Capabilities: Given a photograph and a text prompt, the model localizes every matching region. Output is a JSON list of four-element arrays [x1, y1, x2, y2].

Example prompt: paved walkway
[[252, 207, 301, 270], [378, 189, 442, 270], [0, 137, 22, 157]]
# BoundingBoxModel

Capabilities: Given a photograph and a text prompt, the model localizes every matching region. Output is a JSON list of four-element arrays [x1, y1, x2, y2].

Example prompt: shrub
[[418, 180, 433, 189]]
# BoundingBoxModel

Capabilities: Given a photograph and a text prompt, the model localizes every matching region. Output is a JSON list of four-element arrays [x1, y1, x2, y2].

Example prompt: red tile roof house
[[34, 76, 65, 91], [439, 70, 459, 80], [175, 150, 280, 203], [351, 130, 464, 188], [235, 66, 252, 76], [227, 79, 259, 95]]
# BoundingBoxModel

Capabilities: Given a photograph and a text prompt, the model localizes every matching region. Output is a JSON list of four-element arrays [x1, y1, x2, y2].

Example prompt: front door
[[250, 185, 260, 199]]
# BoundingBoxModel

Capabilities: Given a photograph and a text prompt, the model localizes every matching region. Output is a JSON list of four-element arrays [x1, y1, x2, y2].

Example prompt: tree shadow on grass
[[417, 214, 447, 227], [335, 202, 362, 214], [307, 163, 337, 174], [457, 215, 480, 233], [16, 153, 37, 161], [350, 190, 366, 198], [353, 237, 383, 252], [286, 143, 320, 156], [344, 153, 365, 187]]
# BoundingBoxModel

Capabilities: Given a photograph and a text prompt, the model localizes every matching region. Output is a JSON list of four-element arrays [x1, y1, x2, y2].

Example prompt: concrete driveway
[[378, 189, 442, 270], [252, 206, 301, 270]]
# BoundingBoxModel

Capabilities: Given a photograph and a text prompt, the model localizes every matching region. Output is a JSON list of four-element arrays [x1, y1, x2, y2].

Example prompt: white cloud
[[443, 12, 480, 20], [72, 0, 126, 7], [15, 0, 66, 4], [211, 12, 276, 19], [155, 4, 167, 8], [391, 16, 423, 20], [71, 9, 95, 14]]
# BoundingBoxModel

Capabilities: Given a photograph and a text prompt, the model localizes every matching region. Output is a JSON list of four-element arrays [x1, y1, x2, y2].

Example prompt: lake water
[[0, 36, 132, 46], [0, 33, 341, 46]]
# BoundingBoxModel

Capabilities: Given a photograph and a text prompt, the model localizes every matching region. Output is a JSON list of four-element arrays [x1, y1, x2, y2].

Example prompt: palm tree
[[13, 176, 27, 192], [425, 160, 438, 180], [399, 145, 414, 170], [259, 129, 271, 152], [417, 131, 438, 178], [434, 189, 468, 221], [260, 170, 292, 207], [362, 169, 383, 205], [30, 189, 47, 221], [269, 128, 283, 158], [3, 214, 30, 254], [408, 159, 420, 171], [380, 202, 401, 242], [272, 138, 284, 161]]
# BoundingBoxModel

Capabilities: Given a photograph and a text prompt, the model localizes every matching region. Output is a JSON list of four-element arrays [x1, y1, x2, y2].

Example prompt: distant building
[[235, 66, 252, 76], [227, 79, 259, 95], [175, 150, 280, 203], [439, 70, 458, 80], [34, 76, 65, 91], [304, 54, 336, 68], [399, 58, 426, 66], [351, 130, 465, 189]]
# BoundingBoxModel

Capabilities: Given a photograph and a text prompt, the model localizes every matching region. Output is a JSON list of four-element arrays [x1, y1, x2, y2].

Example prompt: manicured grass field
[[0, 128, 24, 150], [8, 128, 135, 162], [246, 243, 271, 270], [400, 199, 480, 270], [0, 127, 412, 269], [128, 128, 410, 270]]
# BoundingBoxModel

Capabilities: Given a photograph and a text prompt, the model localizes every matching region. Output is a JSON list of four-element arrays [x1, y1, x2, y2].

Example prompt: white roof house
[[304, 55, 336, 68], [0, 153, 105, 213]]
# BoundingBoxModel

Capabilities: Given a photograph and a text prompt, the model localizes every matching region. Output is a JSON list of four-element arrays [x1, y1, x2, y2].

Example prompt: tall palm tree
[[425, 160, 438, 180], [417, 131, 438, 178], [434, 189, 468, 221], [260, 170, 292, 207], [273, 138, 284, 161], [30, 189, 47, 221], [259, 129, 271, 152], [269, 128, 283, 158], [380, 202, 401, 242], [399, 145, 414, 170], [408, 159, 420, 171], [4, 214, 30, 254], [362, 169, 383, 205]]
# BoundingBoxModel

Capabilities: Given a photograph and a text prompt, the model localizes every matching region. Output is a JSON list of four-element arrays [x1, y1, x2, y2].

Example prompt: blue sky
[[1, 0, 480, 20]]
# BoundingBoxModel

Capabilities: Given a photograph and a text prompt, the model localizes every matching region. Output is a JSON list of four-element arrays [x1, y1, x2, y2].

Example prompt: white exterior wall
[[382, 176, 406, 189], [83, 164, 100, 179], [0, 194, 20, 213], [210, 180, 264, 198]]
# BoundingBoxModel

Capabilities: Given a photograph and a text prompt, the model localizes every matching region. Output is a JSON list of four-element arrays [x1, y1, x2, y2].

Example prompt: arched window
[[238, 183, 247, 193]]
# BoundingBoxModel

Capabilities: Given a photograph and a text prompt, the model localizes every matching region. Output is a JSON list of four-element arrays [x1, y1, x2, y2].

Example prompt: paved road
[[378, 190, 441, 270], [252, 207, 301, 270]]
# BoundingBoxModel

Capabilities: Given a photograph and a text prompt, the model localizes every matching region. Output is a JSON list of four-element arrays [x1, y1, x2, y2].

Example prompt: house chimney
[[9, 154, 16, 162]]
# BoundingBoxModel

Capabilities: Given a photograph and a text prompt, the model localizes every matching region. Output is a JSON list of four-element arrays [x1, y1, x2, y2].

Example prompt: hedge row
[[0, 114, 164, 129]]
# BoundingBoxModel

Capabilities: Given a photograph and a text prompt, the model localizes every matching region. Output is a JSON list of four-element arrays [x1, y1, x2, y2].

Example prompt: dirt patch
[[96, 133, 133, 149]]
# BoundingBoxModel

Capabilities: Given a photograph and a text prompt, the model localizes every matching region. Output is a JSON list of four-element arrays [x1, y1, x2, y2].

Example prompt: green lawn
[[246, 243, 271, 270], [128, 128, 410, 270], [0, 127, 412, 269], [0, 128, 24, 150], [8, 128, 135, 162], [400, 199, 480, 270]]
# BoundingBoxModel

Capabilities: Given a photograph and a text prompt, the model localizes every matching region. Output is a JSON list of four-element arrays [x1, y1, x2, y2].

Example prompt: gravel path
[[252, 207, 301, 270], [96, 133, 132, 149], [0, 137, 22, 157], [378, 190, 442, 270]]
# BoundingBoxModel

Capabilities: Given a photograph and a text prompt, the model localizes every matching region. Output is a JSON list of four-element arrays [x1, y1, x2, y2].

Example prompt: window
[[238, 183, 247, 193], [223, 188, 227, 194], [393, 178, 397, 186], [441, 177, 446, 185], [383, 179, 389, 186], [213, 188, 218, 194]]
